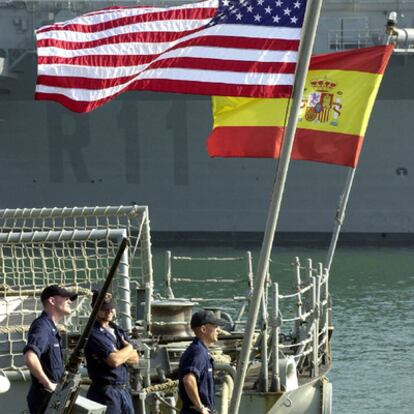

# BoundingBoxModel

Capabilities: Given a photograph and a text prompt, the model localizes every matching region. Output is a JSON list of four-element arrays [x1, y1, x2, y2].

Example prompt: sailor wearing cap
[[85, 290, 139, 414], [23, 284, 78, 414], [178, 310, 226, 414]]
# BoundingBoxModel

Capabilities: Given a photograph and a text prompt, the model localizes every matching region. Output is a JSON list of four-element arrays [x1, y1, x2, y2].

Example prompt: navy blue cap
[[40, 285, 78, 302], [190, 310, 226, 329]]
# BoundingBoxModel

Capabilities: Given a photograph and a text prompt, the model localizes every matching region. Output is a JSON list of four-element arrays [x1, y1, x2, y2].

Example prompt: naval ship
[[0, 2, 407, 413], [0, 0, 413, 244]]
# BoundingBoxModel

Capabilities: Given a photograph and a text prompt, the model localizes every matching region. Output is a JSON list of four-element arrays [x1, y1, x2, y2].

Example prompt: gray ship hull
[[1, 1, 413, 241]]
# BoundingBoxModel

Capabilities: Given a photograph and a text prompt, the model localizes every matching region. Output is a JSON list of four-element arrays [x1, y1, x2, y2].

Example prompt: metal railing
[[163, 250, 254, 329], [163, 251, 332, 393], [269, 257, 331, 391], [328, 29, 384, 50]]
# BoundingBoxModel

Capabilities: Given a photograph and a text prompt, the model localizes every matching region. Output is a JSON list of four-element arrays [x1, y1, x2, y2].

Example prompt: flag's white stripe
[[38, 43, 173, 57], [38, 37, 299, 60], [159, 45, 298, 64], [37, 0, 218, 31], [37, 23, 301, 43], [37, 69, 294, 102], [36, 19, 211, 42], [38, 48, 298, 80], [142, 67, 294, 85], [38, 63, 148, 78], [38, 46, 297, 79]]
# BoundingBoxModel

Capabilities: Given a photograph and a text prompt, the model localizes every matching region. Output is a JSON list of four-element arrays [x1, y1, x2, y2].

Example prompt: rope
[[0, 286, 92, 297], [172, 277, 238, 284], [0, 325, 31, 334], [172, 256, 245, 261], [154, 394, 180, 412], [143, 380, 179, 393]]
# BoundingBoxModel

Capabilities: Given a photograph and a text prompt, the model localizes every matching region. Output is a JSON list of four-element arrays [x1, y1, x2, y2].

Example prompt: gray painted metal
[[0, 1, 413, 238], [230, 0, 325, 410]]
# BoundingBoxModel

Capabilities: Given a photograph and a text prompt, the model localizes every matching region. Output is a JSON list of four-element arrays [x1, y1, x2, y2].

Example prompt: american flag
[[35, 0, 307, 113]]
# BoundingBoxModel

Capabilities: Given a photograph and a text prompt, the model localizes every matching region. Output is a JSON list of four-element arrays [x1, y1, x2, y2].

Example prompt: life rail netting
[[0, 205, 153, 372]]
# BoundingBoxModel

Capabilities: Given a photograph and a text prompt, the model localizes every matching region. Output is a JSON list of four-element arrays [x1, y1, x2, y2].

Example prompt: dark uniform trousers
[[87, 384, 134, 414], [27, 387, 52, 414]]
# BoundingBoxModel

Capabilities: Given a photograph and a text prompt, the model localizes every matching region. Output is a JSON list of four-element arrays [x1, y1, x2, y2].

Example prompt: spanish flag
[[207, 45, 393, 167]]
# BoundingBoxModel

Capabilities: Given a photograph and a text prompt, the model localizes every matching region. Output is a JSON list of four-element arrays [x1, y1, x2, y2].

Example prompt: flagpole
[[228, 0, 325, 412], [324, 167, 356, 273]]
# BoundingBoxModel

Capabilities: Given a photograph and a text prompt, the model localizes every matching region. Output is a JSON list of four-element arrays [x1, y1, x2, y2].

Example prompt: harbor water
[[152, 245, 414, 414]]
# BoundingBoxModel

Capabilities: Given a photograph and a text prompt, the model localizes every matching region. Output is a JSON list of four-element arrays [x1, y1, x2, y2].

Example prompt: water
[[152, 245, 414, 414]]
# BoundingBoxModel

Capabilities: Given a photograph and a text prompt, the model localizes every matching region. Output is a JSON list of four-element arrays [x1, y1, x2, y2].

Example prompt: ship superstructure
[[0, 0, 414, 241]]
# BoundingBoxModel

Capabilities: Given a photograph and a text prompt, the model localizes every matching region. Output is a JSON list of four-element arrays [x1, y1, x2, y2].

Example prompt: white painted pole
[[117, 232, 132, 331], [294, 256, 303, 338], [229, 1, 324, 411], [258, 292, 269, 391], [271, 283, 280, 392], [164, 250, 174, 298]]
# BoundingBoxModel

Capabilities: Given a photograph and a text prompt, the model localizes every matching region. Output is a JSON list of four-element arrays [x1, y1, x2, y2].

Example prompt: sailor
[[23, 284, 78, 414], [178, 310, 226, 414], [85, 290, 139, 414]]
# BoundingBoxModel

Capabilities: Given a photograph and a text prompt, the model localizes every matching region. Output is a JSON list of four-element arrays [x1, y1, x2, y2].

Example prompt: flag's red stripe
[[35, 92, 121, 113], [38, 54, 156, 66], [207, 126, 363, 167], [37, 35, 299, 69], [37, 33, 300, 52], [37, 60, 296, 89], [38, 55, 297, 73], [36, 7, 217, 35], [310, 45, 394, 74], [35, 82, 292, 113], [36, 28, 201, 48]]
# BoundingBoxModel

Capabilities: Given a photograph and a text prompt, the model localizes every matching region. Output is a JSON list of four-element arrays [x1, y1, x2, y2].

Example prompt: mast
[[229, 0, 325, 412], [324, 168, 356, 273]]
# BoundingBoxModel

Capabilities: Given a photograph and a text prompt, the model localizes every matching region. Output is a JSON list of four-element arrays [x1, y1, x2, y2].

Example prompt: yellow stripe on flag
[[213, 70, 383, 137], [212, 96, 289, 127], [208, 46, 394, 167]]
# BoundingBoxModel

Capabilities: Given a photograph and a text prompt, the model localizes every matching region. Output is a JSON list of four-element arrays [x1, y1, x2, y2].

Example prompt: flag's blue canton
[[209, 0, 307, 28]]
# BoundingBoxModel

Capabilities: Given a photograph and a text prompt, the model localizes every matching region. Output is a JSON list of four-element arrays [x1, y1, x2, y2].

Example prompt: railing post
[[164, 250, 174, 299], [141, 208, 153, 337], [234, 252, 253, 328], [258, 291, 269, 392], [271, 283, 280, 392], [324, 267, 330, 363], [294, 256, 303, 337], [312, 264, 322, 377], [307, 258, 313, 284], [306, 258, 313, 320], [311, 275, 318, 377], [246, 251, 254, 295]]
